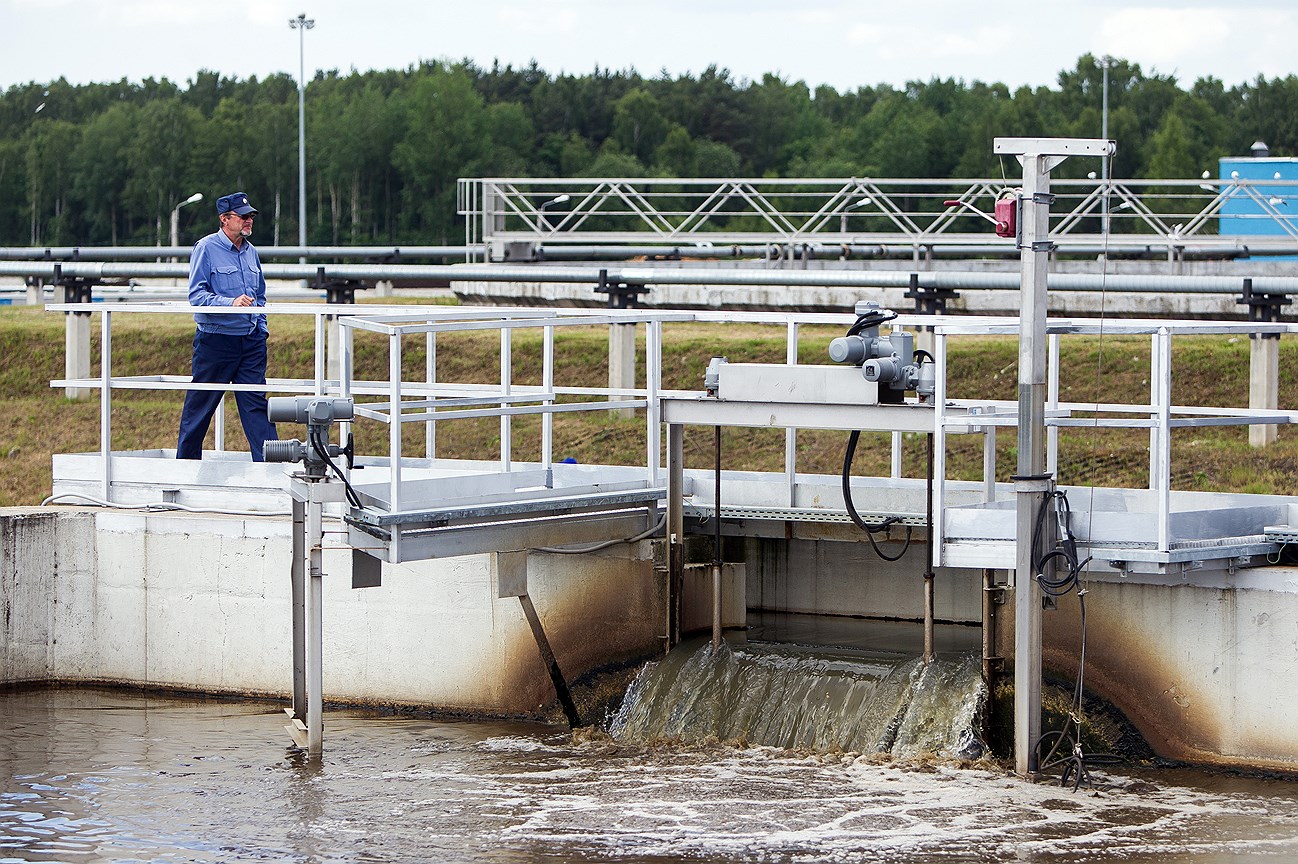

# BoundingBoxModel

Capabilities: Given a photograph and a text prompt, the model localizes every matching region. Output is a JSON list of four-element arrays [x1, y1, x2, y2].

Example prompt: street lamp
[[1099, 55, 1115, 235], [539, 194, 570, 228], [840, 197, 874, 233], [289, 12, 314, 260], [170, 192, 204, 248]]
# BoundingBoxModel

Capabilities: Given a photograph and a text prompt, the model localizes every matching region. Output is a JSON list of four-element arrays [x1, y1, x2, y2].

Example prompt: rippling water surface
[[4, 687, 1298, 863]]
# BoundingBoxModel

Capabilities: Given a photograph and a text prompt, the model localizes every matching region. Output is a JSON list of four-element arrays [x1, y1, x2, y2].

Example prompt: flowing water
[[6, 642, 1298, 863], [610, 639, 987, 759]]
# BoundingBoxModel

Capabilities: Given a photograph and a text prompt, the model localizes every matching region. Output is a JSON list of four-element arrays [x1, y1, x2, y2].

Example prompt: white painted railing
[[44, 301, 1298, 559]]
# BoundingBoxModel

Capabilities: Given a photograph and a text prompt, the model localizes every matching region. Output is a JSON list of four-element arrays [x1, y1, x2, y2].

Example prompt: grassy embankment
[[4, 303, 1298, 507]]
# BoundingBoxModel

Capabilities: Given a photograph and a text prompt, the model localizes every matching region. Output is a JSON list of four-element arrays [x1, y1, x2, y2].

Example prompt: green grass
[[4, 305, 1298, 506]]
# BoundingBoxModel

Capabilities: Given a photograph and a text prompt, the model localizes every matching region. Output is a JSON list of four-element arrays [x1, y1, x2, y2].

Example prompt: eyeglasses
[[225, 212, 256, 221]]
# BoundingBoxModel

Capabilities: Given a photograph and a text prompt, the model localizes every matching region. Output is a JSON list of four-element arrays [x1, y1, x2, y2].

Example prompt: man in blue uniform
[[176, 191, 278, 461]]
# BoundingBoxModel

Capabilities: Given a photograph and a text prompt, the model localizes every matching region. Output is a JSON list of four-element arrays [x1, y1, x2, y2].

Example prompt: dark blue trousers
[[177, 330, 278, 461]]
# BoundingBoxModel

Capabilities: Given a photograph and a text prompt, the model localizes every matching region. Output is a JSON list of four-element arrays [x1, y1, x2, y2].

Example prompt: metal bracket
[[903, 273, 959, 316], [315, 267, 372, 305], [1010, 472, 1054, 493], [1237, 277, 1289, 331], [52, 264, 95, 316], [1026, 240, 1056, 253], [1030, 192, 1057, 205], [595, 269, 650, 309]]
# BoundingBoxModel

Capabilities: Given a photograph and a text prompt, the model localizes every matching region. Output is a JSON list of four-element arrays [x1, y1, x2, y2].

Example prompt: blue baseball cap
[[216, 192, 257, 216]]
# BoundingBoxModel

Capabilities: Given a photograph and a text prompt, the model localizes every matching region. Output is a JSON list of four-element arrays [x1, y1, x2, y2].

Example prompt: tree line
[[2, 54, 1295, 248]]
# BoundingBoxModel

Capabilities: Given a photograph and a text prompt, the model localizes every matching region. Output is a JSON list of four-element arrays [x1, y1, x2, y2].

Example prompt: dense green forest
[[2, 54, 1295, 248]]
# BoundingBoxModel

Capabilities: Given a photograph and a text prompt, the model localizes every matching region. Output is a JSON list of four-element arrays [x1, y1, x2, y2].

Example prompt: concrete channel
[[3, 292, 1298, 772]]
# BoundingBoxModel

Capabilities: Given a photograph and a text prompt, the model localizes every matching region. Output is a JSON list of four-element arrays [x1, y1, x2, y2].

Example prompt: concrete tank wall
[[1004, 572, 1298, 772], [743, 534, 983, 624], [0, 508, 663, 716]]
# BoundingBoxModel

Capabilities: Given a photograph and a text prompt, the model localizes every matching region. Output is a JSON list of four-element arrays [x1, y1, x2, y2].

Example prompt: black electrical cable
[[310, 428, 362, 508], [841, 429, 912, 562], [1030, 489, 1091, 596], [1028, 487, 1121, 789], [845, 308, 897, 338]]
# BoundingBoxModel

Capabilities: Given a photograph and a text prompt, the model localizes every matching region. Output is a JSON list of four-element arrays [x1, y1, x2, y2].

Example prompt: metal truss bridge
[[457, 176, 1298, 261]]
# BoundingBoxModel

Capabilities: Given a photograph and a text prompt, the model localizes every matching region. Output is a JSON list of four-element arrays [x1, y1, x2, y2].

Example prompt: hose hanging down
[[841, 429, 912, 562]]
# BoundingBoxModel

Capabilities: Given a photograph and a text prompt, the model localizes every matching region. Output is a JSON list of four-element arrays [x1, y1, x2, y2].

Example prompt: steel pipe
[[9, 260, 1298, 295]]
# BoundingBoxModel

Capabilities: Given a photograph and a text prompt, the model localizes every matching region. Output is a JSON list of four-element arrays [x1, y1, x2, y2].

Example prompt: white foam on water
[[6, 690, 1298, 863]]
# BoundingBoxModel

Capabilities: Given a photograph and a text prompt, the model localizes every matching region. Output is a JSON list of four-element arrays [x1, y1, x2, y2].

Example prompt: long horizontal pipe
[[5, 260, 1298, 295], [0, 245, 469, 261], [6, 238, 1298, 262], [528, 243, 1293, 261]]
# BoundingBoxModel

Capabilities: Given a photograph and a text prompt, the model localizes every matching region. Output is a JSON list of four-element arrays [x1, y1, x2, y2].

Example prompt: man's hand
[[231, 294, 254, 307]]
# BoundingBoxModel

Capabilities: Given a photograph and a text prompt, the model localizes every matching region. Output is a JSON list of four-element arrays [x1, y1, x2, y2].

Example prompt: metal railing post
[[646, 319, 662, 485], [784, 321, 798, 506], [99, 311, 112, 500], [426, 331, 437, 460], [542, 324, 554, 473], [1154, 328, 1173, 553], [500, 324, 512, 471]]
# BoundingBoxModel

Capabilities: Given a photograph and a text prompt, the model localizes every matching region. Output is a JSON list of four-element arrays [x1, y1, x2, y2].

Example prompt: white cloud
[[116, 0, 205, 27], [1100, 7, 1229, 69], [491, 2, 581, 37]]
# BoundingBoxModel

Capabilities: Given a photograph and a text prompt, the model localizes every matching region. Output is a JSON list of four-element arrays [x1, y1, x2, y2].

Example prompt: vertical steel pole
[[646, 319, 662, 486], [388, 328, 403, 562], [1047, 333, 1060, 476], [214, 395, 226, 452], [1154, 328, 1173, 553], [306, 492, 324, 757], [314, 312, 326, 395], [290, 494, 307, 720], [923, 432, 935, 664], [982, 567, 998, 684], [1101, 57, 1111, 237], [1014, 153, 1052, 777], [340, 320, 354, 460], [933, 329, 949, 563], [100, 311, 112, 500], [784, 321, 798, 506], [295, 17, 310, 261], [425, 331, 437, 460], [666, 422, 685, 649], [542, 324, 554, 473], [500, 324, 512, 471], [712, 425, 723, 650], [996, 136, 1113, 779]]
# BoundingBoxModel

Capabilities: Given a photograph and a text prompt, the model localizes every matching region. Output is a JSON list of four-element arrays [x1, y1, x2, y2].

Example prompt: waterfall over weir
[[610, 639, 988, 760]]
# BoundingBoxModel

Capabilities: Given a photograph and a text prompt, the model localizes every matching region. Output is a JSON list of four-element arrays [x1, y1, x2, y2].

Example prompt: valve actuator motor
[[828, 301, 935, 403]]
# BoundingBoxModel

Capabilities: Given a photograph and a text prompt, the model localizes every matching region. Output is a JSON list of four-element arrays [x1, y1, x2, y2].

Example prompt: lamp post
[[1100, 55, 1114, 235], [539, 194, 570, 229], [840, 197, 873, 233], [289, 12, 314, 261], [170, 192, 204, 249]]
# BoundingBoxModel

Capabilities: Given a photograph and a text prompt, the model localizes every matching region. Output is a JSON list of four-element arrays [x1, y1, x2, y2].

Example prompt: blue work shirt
[[188, 230, 268, 335]]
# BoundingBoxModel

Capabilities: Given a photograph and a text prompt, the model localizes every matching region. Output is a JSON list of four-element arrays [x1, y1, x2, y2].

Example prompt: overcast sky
[[4, 0, 1296, 93]]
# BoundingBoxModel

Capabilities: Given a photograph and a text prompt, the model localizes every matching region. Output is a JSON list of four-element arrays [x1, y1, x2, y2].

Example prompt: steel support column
[[285, 476, 344, 759], [994, 137, 1114, 778], [666, 422, 685, 649]]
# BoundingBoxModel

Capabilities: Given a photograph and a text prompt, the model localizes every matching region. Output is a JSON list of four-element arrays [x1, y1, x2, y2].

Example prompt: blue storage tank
[[1219, 144, 1298, 243]]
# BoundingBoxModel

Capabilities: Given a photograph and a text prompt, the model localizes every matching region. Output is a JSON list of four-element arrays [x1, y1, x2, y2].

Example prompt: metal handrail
[[43, 301, 1298, 560]]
